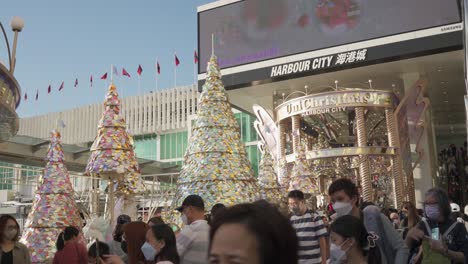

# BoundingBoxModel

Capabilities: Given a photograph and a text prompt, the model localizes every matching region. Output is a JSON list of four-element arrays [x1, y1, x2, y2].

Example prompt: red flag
[[47, 85, 51, 94], [101, 73, 107, 80], [90, 75, 93, 87], [122, 68, 131, 78], [194, 50, 198, 64], [74, 78, 78, 88], [24, 92, 27, 101], [137, 65, 143, 76], [35, 89, 39, 101], [175, 55, 180, 66], [58, 81, 64, 91], [157, 62, 161, 74]]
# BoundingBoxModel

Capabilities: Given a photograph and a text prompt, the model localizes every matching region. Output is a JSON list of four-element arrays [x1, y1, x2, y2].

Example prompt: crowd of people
[[0, 178, 468, 263]]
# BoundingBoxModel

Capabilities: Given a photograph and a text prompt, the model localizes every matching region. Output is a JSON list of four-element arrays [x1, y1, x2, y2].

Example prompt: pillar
[[386, 108, 405, 208], [292, 115, 301, 153], [401, 73, 436, 206], [355, 107, 372, 202]]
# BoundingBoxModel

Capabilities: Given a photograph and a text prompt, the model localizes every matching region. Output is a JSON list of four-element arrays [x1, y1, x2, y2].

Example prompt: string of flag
[[24, 51, 200, 102]]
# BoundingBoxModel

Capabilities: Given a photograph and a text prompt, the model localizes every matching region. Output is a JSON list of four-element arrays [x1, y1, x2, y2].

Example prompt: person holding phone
[[406, 188, 468, 263]]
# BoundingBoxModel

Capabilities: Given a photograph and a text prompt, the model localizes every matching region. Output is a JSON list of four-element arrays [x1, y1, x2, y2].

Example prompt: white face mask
[[330, 239, 351, 263], [333, 202, 353, 217], [181, 214, 188, 225]]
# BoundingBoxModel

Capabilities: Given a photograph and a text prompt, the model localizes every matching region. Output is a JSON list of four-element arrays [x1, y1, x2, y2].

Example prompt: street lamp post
[[0, 16, 24, 142]]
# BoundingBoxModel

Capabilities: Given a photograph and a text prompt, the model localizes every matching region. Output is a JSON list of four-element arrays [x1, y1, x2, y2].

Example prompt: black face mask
[[121, 240, 127, 254]]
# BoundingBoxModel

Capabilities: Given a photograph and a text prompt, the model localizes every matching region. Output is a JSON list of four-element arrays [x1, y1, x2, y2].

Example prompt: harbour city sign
[[276, 90, 395, 121]]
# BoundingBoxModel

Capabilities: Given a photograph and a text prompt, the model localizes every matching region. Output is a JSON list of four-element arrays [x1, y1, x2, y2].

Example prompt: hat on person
[[176, 195, 205, 212], [450, 203, 460, 213], [117, 214, 131, 225]]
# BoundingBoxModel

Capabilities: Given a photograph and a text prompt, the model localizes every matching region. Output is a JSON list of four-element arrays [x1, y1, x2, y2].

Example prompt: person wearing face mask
[[141, 224, 180, 264], [0, 215, 30, 264], [406, 188, 468, 263], [328, 178, 408, 264], [53, 226, 88, 264], [329, 215, 382, 264], [109, 214, 131, 264], [288, 190, 328, 264], [175, 195, 209, 264]]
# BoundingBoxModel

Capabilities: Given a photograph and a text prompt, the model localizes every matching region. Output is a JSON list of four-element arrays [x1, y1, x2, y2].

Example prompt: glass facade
[[0, 162, 14, 190], [133, 111, 261, 175]]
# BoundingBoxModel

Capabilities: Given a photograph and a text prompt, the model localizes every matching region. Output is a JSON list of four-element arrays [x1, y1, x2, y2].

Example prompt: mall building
[[197, 0, 467, 207]]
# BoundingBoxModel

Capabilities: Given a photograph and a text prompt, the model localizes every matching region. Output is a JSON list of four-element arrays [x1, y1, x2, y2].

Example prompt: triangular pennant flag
[[194, 50, 199, 64], [24, 92, 27, 101], [101, 73, 107, 80], [90, 75, 93, 87], [74, 78, 78, 88], [47, 85, 51, 94], [122, 68, 131, 78], [137, 65, 143, 76], [58, 81, 64, 91], [175, 55, 180, 66], [157, 62, 161, 75], [35, 89, 39, 101]]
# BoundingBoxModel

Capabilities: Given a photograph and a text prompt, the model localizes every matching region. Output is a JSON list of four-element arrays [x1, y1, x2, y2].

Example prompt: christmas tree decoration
[[278, 156, 290, 191], [288, 142, 318, 194], [257, 148, 285, 207], [21, 130, 82, 263], [173, 54, 260, 211], [85, 83, 144, 221]]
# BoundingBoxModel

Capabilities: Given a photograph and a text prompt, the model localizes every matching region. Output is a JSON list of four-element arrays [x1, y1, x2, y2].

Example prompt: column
[[355, 107, 372, 202], [386, 108, 405, 208], [278, 120, 286, 157], [291, 115, 300, 153]]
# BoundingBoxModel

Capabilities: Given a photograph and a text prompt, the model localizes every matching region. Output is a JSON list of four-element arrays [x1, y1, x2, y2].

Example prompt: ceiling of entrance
[[227, 50, 466, 138]]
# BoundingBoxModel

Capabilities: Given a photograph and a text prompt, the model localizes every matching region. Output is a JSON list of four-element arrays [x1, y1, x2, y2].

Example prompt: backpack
[[419, 218, 458, 264]]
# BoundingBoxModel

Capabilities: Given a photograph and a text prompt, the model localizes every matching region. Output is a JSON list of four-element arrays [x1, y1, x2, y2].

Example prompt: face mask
[[333, 202, 353, 217], [425, 204, 440, 221], [181, 214, 188, 225], [141, 242, 158, 261], [291, 206, 302, 216], [3, 229, 17, 241], [120, 240, 127, 253], [330, 239, 349, 263]]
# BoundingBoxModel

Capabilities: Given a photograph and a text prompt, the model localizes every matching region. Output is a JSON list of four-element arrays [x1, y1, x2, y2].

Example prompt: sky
[[1, 0, 213, 117]]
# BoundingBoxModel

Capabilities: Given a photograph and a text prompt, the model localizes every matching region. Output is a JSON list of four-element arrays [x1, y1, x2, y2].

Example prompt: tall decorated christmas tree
[[288, 142, 318, 194], [85, 83, 145, 221], [173, 54, 260, 211], [21, 130, 82, 263], [258, 148, 285, 207]]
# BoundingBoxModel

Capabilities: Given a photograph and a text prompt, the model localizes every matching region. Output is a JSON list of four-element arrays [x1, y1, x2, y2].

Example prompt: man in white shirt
[[176, 195, 210, 264]]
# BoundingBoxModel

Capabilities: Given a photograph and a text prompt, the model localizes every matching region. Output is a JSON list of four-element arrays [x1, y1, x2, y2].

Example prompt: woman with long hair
[[141, 224, 179, 264], [329, 215, 382, 264], [0, 215, 30, 264], [53, 226, 87, 264], [122, 221, 148, 264]]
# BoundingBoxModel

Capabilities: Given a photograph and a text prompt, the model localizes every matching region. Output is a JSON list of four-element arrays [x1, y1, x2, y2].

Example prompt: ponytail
[[56, 226, 80, 251]]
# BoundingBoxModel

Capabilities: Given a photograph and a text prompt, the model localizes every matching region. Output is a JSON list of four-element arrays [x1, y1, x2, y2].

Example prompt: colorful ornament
[[173, 54, 260, 212], [21, 130, 82, 263]]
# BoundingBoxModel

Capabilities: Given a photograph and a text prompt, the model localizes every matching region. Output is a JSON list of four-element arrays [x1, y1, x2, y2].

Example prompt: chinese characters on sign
[[270, 49, 368, 78]]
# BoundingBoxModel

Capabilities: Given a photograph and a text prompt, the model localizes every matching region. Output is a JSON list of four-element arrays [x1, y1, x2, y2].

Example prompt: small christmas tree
[[258, 149, 285, 207], [85, 83, 144, 221], [173, 54, 259, 211], [21, 130, 82, 263], [288, 142, 318, 194]]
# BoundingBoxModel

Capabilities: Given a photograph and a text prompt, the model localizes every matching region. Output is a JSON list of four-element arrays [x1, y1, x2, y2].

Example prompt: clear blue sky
[[1, 0, 212, 117]]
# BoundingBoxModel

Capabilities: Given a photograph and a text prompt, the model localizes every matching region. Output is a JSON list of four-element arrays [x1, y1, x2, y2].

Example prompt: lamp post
[[0, 16, 24, 142]]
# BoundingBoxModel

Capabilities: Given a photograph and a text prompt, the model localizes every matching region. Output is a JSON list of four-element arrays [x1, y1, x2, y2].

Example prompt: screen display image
[[198, 0, 460, 73]]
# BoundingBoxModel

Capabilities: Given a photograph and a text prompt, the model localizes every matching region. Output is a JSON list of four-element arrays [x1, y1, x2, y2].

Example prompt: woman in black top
[[0, 215, 30, 264]]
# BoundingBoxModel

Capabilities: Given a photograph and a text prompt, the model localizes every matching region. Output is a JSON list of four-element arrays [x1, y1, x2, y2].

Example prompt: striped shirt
[[177, 220, 210, 264], [290, 210, 328, 264]]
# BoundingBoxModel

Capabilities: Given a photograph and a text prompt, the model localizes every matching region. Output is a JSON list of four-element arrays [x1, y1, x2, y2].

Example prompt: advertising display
[[198, 0, 460, 73]]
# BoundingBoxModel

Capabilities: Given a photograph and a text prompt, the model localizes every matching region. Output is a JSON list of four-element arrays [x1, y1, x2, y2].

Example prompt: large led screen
[[198, 0, 461, 73]]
